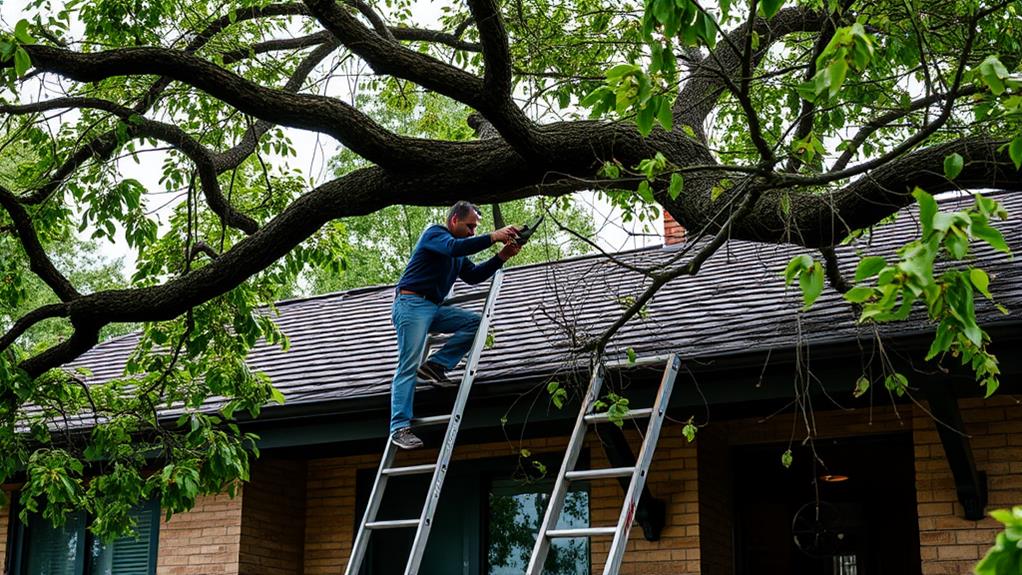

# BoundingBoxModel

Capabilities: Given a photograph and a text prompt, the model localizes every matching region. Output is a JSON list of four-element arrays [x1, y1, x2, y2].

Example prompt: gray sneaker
[[391, 427, 423, 450]]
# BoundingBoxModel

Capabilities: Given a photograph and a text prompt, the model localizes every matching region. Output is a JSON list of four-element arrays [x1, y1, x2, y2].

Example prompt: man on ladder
[[389, 201, 521, 450]]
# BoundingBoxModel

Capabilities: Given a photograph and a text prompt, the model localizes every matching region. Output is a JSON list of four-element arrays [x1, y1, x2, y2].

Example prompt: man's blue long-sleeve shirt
[[396, 225, 505, 304]]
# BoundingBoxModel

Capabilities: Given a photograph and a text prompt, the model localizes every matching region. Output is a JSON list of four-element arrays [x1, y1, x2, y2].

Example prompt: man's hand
[[498, 241, 522, 261], [490, 226, 519, 244]]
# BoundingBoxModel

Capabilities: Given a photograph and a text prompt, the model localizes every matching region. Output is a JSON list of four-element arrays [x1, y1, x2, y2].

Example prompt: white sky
[[1, 0, 663, 280]]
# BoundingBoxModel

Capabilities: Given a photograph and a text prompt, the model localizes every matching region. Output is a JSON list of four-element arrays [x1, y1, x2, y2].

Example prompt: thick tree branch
[[0, 185, 80, 302], [736, 136, 1022, 247], [303, 0, 539, 155], [16, 45, 448, 169]]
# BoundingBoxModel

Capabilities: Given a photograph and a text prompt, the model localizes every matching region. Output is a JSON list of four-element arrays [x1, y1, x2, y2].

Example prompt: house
[[2, 192, 1020, 575]]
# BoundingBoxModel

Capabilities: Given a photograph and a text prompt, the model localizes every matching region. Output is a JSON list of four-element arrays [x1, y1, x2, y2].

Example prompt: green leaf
[[854, 256, 886, 281], [636, 101, 655, 136], [799, 262, 824, 309], [972, 220, 1010, 253], [710, 185, 725, 201], [979, 55, 1009, 95], [970, 268, 992, 299], [913, 187, 937, 237], [655, 97, 673, 131], [682, 422, 697, 442], [668, 173, 683, 200], [781, 449, 793, 468], [606, 63, 639, 79], [943, 153, 964, 180], [784, 254, 812, 285], [1009, 136, 1022, 171], [843, 286, 874, 303], [626, 347, 637, 364], [13, 46, 30, 77], [520, 448, 531, 458], [884, 372, 908, 397], [853, 376, 870, 398], [826, 56, 848, 99], [14, 19, 35, 44], [760, 0, 784, 19]]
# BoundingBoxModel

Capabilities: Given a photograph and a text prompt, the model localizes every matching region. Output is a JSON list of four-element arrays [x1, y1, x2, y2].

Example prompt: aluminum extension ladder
[[344, 271, 504, 575], [526, 353, 681, 575]]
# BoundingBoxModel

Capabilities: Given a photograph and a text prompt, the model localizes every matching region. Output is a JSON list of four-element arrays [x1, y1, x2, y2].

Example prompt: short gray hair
[[447, 201, 481, 224]]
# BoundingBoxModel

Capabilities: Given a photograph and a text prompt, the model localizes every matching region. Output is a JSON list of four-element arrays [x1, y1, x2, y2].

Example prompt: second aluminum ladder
[[344, 270, 504, 575], [526, 353, 681, 575]]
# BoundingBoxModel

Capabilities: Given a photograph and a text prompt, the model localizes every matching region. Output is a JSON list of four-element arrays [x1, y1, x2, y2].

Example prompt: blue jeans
[[390, 294, 481, 434]]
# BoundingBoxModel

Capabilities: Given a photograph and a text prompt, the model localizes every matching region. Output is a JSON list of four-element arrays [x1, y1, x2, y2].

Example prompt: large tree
[[0, 0, 1020, 535]]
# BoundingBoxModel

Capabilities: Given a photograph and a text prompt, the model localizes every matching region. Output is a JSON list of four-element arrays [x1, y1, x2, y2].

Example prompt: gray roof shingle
[[70, 192, 1022, 412]]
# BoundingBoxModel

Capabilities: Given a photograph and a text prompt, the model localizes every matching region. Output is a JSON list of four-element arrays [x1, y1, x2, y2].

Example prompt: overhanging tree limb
[[0, 185, 80, 302]]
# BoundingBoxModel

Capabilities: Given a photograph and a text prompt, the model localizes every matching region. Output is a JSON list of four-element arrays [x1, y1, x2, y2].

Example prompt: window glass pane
[[88, 500, 158, 575], [25, 510, 86, 575], [488, 481, 589, 575]]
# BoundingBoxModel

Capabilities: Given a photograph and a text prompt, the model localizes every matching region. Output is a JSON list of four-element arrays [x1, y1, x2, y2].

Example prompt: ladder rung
[[382, 463, 436, 477], [603, 354, 676, 369], [366, 519, 420, 530], [565, 467, 635, 481], [547, 527, 617, 538], [584, 408, 654, 424], [411, 414, 452, 427]]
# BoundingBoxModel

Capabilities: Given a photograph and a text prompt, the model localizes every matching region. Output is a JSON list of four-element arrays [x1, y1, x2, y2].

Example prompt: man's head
[[446, 201, 482, 238]]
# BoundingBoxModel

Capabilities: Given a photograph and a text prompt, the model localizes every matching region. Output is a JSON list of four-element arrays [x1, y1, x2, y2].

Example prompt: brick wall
[[0, 498, 8, 571], [239, 459, 307, 575], [156, 492, 243, 575], [914, 396, 1022, 575], [304, 424, 700, 575]]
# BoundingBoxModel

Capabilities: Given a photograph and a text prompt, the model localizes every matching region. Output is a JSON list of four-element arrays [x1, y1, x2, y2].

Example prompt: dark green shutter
[[88, 500, 159, 575], [24, 511, 87, 575]]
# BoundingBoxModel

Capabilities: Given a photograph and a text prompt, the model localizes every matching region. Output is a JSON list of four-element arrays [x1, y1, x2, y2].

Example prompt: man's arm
[[420, 226, 494, 257], [458, 242, 522, 284]]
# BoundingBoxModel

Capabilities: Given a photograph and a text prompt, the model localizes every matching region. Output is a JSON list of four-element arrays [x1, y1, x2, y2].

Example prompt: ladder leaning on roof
[[344, 270, 504, 575], [526, 353, 681, 575]]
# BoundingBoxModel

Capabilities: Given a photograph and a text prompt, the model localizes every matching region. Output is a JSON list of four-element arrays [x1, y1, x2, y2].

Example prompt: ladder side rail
[[602, 354, 681, 574], [344, 439, 399, 575], [524, 365, 607, 575], [404, 270, 504, 574]]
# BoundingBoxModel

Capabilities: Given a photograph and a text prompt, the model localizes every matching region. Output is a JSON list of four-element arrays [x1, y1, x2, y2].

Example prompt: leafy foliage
[[976, 507, 1022, 574]]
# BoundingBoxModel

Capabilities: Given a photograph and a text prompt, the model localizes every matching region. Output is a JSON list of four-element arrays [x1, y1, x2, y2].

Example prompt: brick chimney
[[664, 209, 685, 245]]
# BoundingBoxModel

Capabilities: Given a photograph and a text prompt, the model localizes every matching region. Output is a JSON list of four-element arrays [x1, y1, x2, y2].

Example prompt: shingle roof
[[70, 192, 1022, 413]]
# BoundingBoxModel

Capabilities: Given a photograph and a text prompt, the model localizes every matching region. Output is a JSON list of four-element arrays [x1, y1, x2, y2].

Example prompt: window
[[8, 498, 160, 575], [353, 454, 591, 574], [487, 479, 589, 575]]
